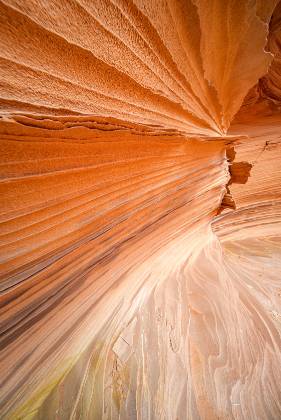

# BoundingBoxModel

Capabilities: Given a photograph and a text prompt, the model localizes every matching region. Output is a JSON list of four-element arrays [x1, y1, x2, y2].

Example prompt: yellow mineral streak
[[0, 1, 281, 419]]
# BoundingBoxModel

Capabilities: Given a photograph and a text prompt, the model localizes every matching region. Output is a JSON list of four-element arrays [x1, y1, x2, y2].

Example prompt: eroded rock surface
[[0, 1, 281, 419]]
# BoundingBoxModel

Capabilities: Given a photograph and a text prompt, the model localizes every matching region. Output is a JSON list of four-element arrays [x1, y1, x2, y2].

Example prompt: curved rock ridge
[[0, 0, 278, 134], [0, 1, 281, 419]]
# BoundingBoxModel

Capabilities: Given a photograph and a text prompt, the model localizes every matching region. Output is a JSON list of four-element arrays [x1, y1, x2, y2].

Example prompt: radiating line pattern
[[0, 1, 281, 419]]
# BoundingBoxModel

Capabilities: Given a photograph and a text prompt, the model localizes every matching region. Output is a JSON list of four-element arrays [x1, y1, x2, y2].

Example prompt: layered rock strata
[[0, 1, 281, 419]]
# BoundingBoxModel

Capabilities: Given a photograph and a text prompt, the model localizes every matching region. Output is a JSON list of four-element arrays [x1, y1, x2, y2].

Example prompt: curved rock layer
[[0, 1, 281, 419]]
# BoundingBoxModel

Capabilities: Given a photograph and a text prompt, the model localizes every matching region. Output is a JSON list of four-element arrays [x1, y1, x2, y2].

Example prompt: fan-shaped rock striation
[[0, 1, 281, 419]]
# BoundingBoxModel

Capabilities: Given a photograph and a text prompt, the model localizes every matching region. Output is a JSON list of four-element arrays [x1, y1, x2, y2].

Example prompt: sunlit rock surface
[[0, 1, 281, 419]]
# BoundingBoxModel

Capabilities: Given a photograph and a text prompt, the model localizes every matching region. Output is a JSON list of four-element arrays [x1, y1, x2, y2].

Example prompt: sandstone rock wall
[[0, 1, 281, 419]]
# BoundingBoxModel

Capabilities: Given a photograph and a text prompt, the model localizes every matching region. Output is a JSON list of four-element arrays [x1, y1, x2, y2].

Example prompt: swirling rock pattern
[[0, 1, 281, 419]]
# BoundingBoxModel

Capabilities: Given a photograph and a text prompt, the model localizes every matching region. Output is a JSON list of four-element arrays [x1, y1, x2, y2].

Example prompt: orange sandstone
[[0, 1, 281, 419]]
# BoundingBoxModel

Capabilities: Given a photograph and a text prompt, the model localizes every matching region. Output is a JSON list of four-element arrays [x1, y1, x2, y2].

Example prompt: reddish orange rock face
[[0, 1, 281, 419]]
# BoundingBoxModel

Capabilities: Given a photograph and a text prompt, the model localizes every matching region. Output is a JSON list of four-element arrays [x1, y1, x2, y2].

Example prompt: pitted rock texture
[[0, 1, 281, 419]]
